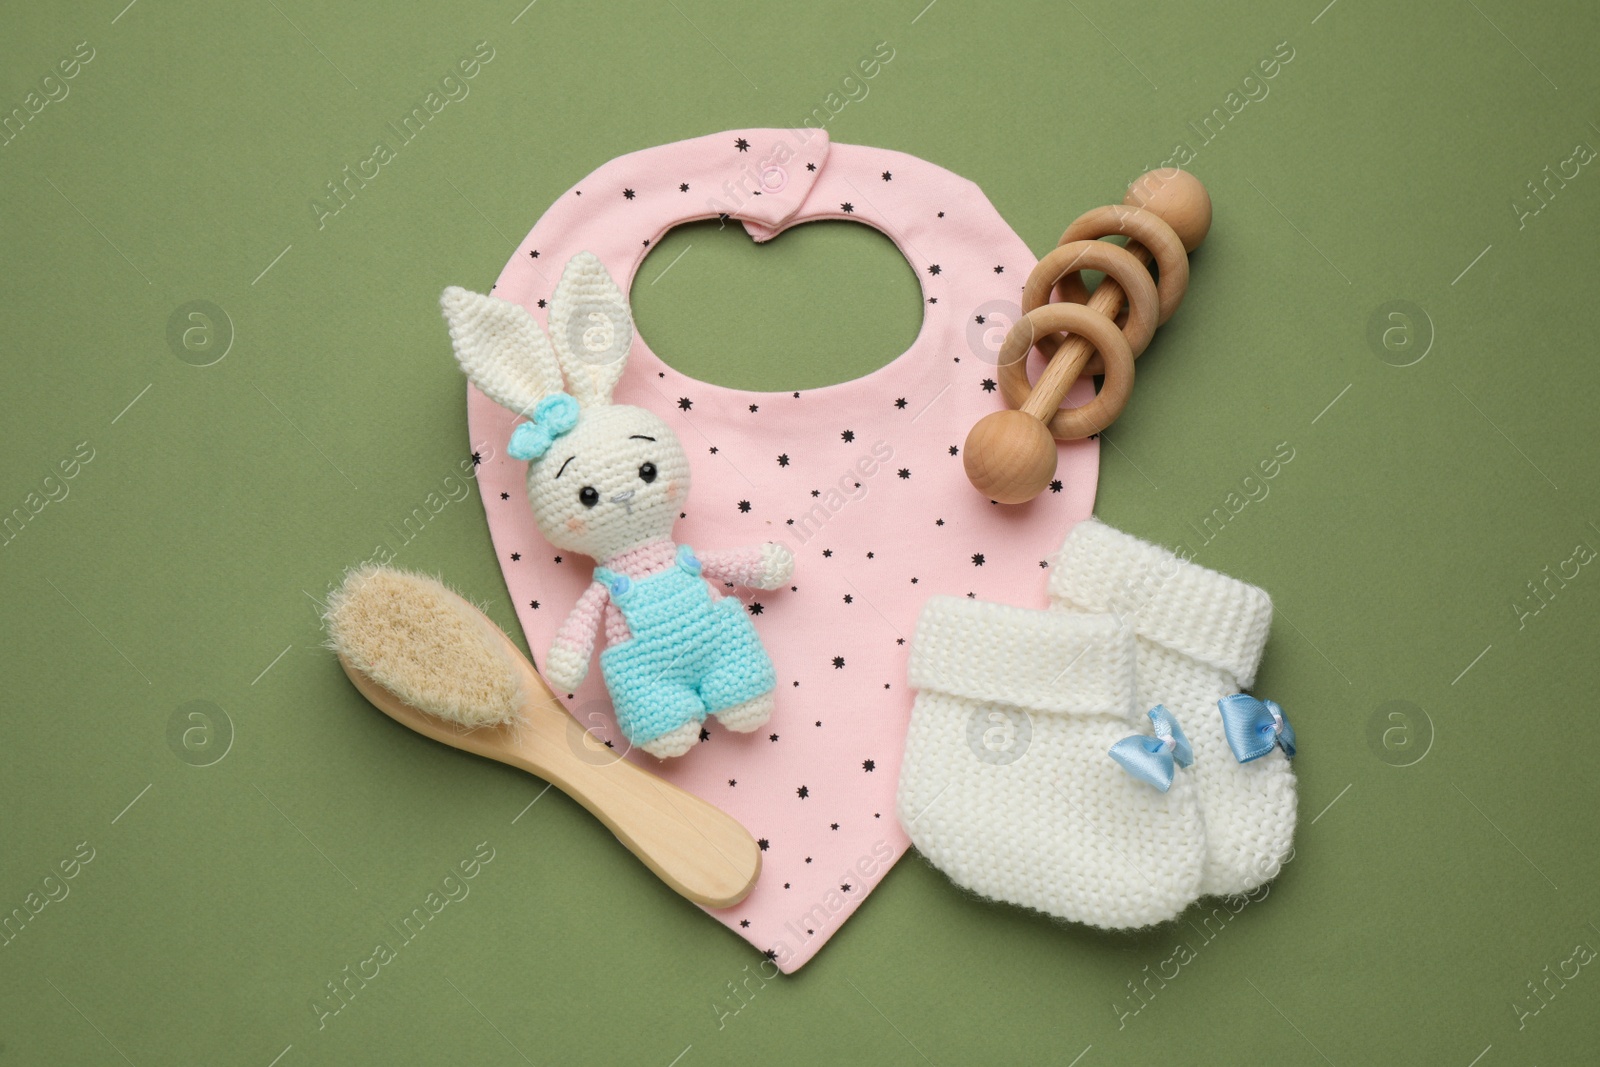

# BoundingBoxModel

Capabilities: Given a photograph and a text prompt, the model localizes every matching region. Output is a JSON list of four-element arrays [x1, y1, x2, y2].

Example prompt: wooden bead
[[1123, 168, 1211, 252], [963, 409, 1059, 504]]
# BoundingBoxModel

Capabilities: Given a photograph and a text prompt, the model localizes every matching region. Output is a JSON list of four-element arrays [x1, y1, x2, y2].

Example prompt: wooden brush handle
[[340, 658, 760, 909], [504, 691, 762, 910]]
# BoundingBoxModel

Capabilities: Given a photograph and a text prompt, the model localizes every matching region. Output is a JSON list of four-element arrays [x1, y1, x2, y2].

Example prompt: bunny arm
[[699, 542, 795, 591], [544, 580, 610, 692]]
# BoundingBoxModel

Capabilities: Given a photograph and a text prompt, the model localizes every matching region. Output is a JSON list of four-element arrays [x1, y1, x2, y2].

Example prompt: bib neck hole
[[629, 219, 924, 392]]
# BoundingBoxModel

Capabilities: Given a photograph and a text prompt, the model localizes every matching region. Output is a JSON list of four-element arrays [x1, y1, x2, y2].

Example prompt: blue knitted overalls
[[594, 545, 777, 746]]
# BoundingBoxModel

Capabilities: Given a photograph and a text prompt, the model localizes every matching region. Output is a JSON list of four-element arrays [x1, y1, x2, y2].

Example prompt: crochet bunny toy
[[439, 252, 794, 758]]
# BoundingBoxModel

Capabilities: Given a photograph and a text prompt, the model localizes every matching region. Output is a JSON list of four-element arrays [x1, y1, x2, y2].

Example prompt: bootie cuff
[[1049, 519, 1274, 688], [909, 596, 1137, 720]]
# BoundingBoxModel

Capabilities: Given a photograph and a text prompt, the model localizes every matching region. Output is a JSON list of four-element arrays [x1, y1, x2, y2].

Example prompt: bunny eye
[[638, 462, 657, 484], [578, 486, 599, 508]]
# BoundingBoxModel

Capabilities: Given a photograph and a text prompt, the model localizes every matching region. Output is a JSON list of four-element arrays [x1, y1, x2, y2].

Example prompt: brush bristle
[[324, 565, 521, 728]]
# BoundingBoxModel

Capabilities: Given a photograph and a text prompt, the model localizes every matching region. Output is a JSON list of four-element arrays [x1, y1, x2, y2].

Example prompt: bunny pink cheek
[[565, 516, 588, 535]]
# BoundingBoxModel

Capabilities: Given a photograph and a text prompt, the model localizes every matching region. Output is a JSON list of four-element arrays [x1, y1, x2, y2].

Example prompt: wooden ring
[[1053, 204, 1190, 326], [997, 303, 1135, 440], [1021, 240, 1159, 372]]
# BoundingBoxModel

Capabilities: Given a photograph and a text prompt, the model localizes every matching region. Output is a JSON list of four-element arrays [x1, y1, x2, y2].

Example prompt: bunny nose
[[609, 489, 635, 513]]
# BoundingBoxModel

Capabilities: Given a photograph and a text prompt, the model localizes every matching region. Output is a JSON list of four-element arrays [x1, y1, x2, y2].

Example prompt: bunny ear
[[439, 287, 564, 416], [547, 252, 633, 407]]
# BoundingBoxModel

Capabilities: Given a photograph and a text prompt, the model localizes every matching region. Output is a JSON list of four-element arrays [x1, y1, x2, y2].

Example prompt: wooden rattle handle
[[1022, 245, 1144, 420], [1008, 302, 1135, 440], [962, 168, 1211, 504], [1009, 238, 1159, 428]]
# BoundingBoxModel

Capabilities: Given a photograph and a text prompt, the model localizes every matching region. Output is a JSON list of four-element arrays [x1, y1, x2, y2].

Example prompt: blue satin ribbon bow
[[1217, 694, 1296, 762], [507, 393, 580, 461], [1109, 705, 1194, 792]]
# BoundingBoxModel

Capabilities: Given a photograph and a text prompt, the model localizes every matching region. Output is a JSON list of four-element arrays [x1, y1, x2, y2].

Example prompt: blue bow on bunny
[[507, 393, 580, 461], [1109, 705, 1194, 792]]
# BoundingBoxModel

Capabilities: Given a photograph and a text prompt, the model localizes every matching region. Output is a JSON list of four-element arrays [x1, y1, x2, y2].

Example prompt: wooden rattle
[[962, 168, 1212, 504]]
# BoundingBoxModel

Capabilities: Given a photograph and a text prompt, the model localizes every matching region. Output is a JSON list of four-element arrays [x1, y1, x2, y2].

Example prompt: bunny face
[[525, 404, 690, 561]]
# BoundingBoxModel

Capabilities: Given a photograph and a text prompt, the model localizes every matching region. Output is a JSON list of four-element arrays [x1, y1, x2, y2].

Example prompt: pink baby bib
[[469, 128, 1097, 971]]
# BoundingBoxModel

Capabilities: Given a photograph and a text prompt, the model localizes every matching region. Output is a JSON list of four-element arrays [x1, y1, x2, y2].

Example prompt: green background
[[4, 1, 1597, 1063]]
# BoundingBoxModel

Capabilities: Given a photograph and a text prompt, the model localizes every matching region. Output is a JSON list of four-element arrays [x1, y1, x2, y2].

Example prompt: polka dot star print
[[469, 128, 1098, 971]]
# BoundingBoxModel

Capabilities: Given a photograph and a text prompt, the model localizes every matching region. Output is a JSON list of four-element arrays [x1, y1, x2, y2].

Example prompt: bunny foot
[[638, 720, 702, 759], [714, 692, 774, 733]]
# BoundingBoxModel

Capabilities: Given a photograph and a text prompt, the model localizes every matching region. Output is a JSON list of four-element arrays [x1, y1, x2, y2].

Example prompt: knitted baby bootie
[[898, 597, 1207, 929], [1050, 519, 1296, 896]]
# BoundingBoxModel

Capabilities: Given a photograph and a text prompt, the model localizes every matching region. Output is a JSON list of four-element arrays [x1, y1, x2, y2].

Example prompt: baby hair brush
[[324, 565, 760, 908]]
